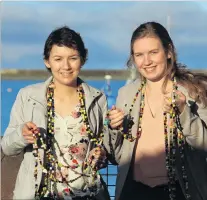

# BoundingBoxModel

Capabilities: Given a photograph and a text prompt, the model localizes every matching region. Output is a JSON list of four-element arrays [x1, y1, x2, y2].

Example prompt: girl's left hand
[[88, 146, 107, 170], [163, 90, 186, 114]]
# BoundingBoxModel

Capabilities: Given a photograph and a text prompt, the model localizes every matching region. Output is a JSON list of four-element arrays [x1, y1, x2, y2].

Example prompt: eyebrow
[[134, 48, 159, 54], [52, 54, 80, 58], [149, 48, 159, 52]]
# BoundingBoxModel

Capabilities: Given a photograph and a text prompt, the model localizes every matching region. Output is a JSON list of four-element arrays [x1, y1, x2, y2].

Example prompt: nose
[[62, 59, 71, 70], [143, 54, 152, 66]]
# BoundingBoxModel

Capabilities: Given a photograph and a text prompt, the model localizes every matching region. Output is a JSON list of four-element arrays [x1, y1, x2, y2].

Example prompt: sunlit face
[[133, 37, 171, 82], [44, 45, 82, 86]]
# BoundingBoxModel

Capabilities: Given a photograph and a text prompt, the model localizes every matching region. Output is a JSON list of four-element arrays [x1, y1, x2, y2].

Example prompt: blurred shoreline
[[1, 68, 206, 80], [1, 69, 132, 80]]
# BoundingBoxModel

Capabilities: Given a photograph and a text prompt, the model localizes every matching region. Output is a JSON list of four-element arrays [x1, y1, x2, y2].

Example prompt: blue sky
[[1, 1, 207, 70]]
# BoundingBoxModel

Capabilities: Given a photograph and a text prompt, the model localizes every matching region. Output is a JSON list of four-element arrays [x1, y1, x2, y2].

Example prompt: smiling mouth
[[144, 66, 156, 72], [60, 72, 73, 77]]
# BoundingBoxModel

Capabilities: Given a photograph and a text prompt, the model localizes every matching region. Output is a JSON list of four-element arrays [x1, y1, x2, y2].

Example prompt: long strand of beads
[[121, 80, 146, 142], [166, 78, 178, 200], [33, 81, 105, 199], [123, 77, 190, 200], [78, 86, 104, 145], [173, 78, 191, 200]]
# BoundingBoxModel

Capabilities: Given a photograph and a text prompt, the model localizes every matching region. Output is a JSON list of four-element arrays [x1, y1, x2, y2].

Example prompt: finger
[[110, 113, 124, 124], [22, 129, 34, 136], [175, 90, 185, 97], [109, 109, 123, 116], [91, 158, 99, 167], [95, 148, 106, 157], [26, 139, 35, 144], [163, 96, 172, 105], [24, 136, 35, 141], [33, 129, 40, 134], [94, 148, 102, 155], [110, 105, 116, 110], [89, 154, 103, 164], [110, 120, 123, 129], [92, 155, 102, 161], [88, 149, 97, 160], [175, 90, 186, 102], [91, 150, 104, 158], [26, 122, 38, 130], [163, 104, 172, 113], [109, 111, 124, 121], [24, 134, 36, 143]]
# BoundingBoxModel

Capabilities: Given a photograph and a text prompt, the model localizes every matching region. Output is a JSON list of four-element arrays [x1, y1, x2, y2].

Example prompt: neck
[[146, 77, 173, 95], [53, 79, 78, 98], [146, 77, 165, 94]]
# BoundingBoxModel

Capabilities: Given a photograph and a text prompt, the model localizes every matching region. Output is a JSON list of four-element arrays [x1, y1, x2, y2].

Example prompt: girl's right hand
[[109, 105, 124, 129], [22, 122, 39, 144]]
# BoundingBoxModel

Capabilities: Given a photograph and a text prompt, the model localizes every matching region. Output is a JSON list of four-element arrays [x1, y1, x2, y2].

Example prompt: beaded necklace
[[32, 81, 104, 199], [121, 77, 191, 200]]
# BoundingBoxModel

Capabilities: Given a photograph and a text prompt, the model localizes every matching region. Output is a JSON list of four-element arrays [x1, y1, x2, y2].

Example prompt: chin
[[57, 77, 78, 86], [144, 74, 163, 82], [64, 79, 78, 86]]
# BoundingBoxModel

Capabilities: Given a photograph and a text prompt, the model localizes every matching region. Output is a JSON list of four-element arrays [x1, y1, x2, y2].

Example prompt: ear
[[167, 52, 171, 59], [167, 44, 173, 59], [44, 59, 51, 69]]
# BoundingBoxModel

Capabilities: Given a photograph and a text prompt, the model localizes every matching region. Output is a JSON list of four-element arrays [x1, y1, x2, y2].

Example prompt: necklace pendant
[[151, 112, 156, 118], [137, 131, 141, 138]]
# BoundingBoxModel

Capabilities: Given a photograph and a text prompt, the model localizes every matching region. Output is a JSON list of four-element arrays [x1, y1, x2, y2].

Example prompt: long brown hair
[[127, 21, 207, 106]]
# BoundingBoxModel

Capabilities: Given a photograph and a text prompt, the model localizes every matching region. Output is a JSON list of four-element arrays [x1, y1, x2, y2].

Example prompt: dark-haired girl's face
[[44, 45, 82, 87], [133, 37, 170, 82]]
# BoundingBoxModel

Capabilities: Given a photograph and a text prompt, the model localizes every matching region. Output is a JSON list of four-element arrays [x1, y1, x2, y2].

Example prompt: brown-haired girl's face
[[44, 45, 82, 87], [133, 37, 171, 82]]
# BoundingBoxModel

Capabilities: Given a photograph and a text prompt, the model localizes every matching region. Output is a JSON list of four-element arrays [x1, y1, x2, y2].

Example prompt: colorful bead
[[33, 81, 105, 199], [119, 77, 190, 200]]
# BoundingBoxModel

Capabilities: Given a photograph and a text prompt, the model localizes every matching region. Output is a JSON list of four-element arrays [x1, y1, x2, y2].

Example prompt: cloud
[[2, 43, 42, 62], [2, 1, 207, 69]]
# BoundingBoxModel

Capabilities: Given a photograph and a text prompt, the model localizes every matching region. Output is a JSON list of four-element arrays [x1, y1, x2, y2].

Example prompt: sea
[[1, 79, 126, 199]]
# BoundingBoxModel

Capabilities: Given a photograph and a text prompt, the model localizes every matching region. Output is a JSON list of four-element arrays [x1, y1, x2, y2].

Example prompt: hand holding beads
[[88, 146, 107, 170], [108, 105, 124, 129], [22, 122, 40, 144], [163, 90, 186, 114]]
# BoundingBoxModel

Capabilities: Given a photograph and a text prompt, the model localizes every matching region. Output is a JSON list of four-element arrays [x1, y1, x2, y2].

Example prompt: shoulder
[[81, 80, 106, 100], [18, 76, 52, 97], [17, 82, 45, 97], [118, 78, 141, 96]]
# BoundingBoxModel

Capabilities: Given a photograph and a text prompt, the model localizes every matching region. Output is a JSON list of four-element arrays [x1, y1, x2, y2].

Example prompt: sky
[[1, 1, 207, 70]]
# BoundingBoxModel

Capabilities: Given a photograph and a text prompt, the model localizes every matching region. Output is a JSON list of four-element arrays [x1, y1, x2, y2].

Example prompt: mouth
[[60, 72, 73, 77], [144, 66, 156, 72]]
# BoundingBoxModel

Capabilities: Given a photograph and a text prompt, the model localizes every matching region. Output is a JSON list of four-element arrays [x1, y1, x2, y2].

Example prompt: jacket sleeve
[[179, 101, 207, 151], [101, 90, 124, 165], [1, 88, 28, 156]]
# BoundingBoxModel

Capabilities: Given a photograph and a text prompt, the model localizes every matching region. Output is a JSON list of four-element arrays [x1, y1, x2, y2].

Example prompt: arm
[[179, 102, 207, 151], [1, 89, 29, 156], [100, 91, 124, 165]]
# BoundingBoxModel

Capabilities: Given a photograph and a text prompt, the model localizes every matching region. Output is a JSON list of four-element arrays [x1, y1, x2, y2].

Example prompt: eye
[[54, 58, 61, 61], [150, 50, 158, 54], [71, 56, 79, 60], [134, 53, 142, 57]]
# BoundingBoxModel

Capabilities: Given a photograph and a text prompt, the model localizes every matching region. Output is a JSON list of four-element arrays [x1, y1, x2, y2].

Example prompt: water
[[1, 79, 126, 199], [1, 79, 125, 134]]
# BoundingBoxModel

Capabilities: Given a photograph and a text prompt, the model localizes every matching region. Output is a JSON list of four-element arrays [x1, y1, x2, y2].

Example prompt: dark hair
[[43, 26, 88, 66], [127, 21, 207, 106]]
